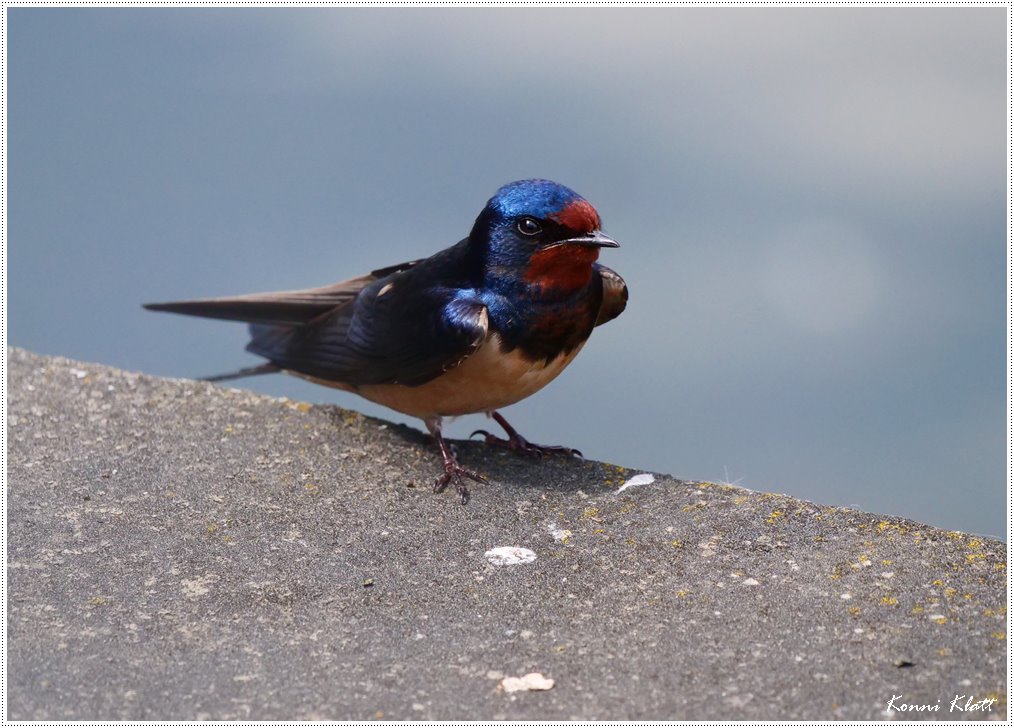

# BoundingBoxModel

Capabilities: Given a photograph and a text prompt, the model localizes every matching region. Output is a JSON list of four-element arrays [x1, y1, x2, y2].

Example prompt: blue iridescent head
[[470, 180, 617, 273], [486, 179, 588, 222]]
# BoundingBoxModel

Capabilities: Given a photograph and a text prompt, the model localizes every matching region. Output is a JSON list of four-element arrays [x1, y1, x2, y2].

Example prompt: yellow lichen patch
[[931, 579, 944, 586], [938, 647, 951, 656], [676, 590, 688, 598], [733, 496, 750, 505], [965, 553, 986, 564], [304, 482, 319, 493], [995, 562, 1006, 571], [881, 559, 893, 566], [910, 605, 924, 615], [983, 692, 1006, 711], [206, 522, 219, 534], [876, 521, 910, 535], [848, 606, 861, 616], [857, 555, 872, 567], [944, 531, 965, 541], [671, 539, 684, 548], [944, 587, 957, 599], [624, 538, 637, 546], [881, 596, 898, 606], [224, 425, 234, 434], [86, 596, 108, 607], [766, 510, 784, 525], [991, 632, 1005, 640], [581, 507, 599, 520], [932, 616, 948, 625], [967, 538, 983, 549]]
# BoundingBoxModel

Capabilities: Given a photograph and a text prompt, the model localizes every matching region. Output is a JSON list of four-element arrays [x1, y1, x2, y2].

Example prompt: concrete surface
[[6, 347, 1008, 720]]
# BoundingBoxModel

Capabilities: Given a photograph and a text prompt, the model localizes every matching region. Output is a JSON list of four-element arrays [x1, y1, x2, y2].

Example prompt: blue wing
[[246, 243, 489, 387], [146, 240, 490, 387], [248, 280, 488, 387]]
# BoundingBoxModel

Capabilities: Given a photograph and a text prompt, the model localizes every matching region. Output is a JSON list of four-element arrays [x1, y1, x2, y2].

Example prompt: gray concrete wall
[[7, 348, 1007, 720]]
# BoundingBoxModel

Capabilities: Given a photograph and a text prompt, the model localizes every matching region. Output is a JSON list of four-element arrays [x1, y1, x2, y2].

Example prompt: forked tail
[[202, 363, 281, 383]]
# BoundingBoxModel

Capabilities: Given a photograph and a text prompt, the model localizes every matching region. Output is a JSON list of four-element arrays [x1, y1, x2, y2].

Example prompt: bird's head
[[471, 179, 619, 293]]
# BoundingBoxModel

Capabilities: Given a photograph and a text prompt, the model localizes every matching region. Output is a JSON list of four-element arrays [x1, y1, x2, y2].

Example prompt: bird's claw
[[469, 429, 500, 445], [433, 461, 488, 504]]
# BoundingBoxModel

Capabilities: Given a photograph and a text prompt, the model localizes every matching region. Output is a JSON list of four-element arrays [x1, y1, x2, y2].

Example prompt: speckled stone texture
[[6, 347, 1008, 720]]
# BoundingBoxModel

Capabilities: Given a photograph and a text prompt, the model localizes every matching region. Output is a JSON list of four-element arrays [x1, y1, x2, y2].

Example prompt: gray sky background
[[9, 9, 1005, 536]]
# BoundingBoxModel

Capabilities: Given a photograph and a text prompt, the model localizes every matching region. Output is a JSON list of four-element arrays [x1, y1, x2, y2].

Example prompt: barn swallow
[[145, 179, 627, 503]]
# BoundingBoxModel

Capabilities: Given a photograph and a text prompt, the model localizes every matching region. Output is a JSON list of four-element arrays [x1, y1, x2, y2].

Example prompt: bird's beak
[[548, 230, 620, 250]]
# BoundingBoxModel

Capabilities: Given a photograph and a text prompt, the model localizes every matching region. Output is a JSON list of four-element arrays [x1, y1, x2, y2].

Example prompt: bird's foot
[[433, 459, 488, 505], [470, 429, 582, 459], [471, 410, 583, 459], [426, 416, 487, 505]]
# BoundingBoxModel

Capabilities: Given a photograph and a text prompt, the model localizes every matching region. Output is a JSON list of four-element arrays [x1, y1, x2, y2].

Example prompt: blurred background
[[9, 9, 1005, 536]]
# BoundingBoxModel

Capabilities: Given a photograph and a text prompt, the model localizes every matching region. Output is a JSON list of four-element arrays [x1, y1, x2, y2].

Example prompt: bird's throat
[[523, 245, 599, 293]]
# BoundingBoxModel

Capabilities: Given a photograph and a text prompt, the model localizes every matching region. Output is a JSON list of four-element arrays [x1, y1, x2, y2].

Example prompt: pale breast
[[342, 335, 585, 419]]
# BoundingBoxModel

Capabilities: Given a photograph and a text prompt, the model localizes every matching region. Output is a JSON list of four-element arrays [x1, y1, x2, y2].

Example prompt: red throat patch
[[524, 244, 599, 292], [549, 199, 601, 234]]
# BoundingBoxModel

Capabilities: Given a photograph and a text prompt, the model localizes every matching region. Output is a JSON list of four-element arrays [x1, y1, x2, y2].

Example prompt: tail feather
[[143, 299, 337, 327], [201, 363, 281, 383], [142, 270, 401, 327]]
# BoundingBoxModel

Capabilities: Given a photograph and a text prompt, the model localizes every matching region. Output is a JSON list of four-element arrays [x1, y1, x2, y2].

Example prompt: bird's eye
[[517, 217, 542, 237]]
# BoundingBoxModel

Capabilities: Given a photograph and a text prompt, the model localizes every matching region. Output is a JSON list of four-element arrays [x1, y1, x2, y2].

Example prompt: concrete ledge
[[6, 347, 1007, 720]]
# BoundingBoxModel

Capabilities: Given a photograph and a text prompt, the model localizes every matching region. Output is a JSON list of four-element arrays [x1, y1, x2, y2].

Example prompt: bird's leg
[[471, 410, 583, 459], [425, 417, 487, 504]]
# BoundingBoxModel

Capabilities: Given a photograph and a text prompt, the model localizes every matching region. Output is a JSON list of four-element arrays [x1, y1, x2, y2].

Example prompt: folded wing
[[594, 264, 628, 326], [247, 279, 489, 387], [145, 250, 489, 388]]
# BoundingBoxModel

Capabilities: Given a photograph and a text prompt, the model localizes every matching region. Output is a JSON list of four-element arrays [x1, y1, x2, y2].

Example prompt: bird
[[145, 179, 627, 503]]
